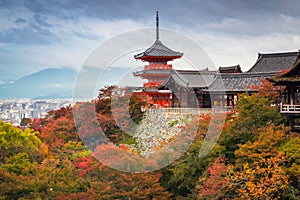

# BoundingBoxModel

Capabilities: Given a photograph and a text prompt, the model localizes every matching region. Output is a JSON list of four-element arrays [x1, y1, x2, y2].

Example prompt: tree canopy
[[0, 85, 299, 199]]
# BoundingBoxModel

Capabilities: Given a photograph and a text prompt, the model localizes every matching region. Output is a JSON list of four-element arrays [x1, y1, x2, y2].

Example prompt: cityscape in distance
[[0, 66, 142, 126], [0, 98, 75, 126]]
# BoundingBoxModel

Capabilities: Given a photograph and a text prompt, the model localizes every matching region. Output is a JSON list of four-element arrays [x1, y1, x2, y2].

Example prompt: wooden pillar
[[221, 95, 223, 107], [172, 92, 175, 108], [287, 86, 290, 104], [211, 94, 215, 108], [291, 85, 294, 105], [179, 87, 181, 107]]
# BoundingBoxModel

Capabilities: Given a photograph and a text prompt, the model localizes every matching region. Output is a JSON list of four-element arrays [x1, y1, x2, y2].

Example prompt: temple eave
[[134, 74, 170, 78], [134, 54, 182, 61], [268, 77, 300, 84]]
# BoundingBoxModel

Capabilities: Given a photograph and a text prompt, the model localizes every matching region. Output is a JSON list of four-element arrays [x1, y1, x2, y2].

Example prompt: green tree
[[95, 85, 147, 143], [0, 158, 89, 199], [160, 140, 224, 197], [128, 94, 148, 124], [220, 93, 283, 161], [280, 136, 300, 188], [0, 121, 41, 164], [0, 152, 35, 175]]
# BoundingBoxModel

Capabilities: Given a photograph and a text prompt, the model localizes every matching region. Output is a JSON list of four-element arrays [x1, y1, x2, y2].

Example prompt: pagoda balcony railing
[[143, 82, 162, 87], [144, 64, 172, 70], [280, 103, 300, 113]]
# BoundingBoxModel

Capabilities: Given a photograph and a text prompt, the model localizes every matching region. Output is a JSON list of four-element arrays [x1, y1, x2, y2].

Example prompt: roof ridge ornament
[[156, 11, 159, 41]]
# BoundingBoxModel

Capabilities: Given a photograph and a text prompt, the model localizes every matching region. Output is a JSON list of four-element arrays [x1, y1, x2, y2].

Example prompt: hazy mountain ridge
[[0, 68, 76, 99], [0, 67, 140, 99]]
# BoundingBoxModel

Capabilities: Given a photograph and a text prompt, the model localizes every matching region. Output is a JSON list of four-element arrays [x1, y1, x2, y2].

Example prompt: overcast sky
[[1, 0, 300, 80]]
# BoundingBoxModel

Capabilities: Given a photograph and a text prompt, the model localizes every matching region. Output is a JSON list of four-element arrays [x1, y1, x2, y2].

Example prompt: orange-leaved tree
[[229, 153, 290, 200], [248, 78, 284, 103]]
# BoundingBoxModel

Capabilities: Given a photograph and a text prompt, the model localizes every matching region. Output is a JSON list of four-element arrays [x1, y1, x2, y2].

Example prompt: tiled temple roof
[[218, 65, 242, 73], [277, 55, 300, 77], [268, 56, 300, 84], [162, 69, 276, 92], [162, 69, 217, 88], [247, 51, 299, 73], [208, 72, 276, 92], [135, 49, 300, 93]]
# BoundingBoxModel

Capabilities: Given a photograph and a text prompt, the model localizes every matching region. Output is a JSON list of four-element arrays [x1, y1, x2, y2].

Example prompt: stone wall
[[133, 112, 195, 157]]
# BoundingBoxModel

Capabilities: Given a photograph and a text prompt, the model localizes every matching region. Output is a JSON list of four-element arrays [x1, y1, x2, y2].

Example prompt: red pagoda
[[133, 12, 183, 108]]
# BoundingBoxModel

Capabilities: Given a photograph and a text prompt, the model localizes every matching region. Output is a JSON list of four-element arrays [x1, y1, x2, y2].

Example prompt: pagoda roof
[[162, 69, 217, 88], [134, 40, 183, 61], [208, 72, 276, 92], [133, 69, 171, 77], [218, 64, 242, 73], [247, 51, 299, 73]]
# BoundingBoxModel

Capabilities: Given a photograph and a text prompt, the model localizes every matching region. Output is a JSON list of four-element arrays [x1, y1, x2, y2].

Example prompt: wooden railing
[[212, 106, 233, 113], [280, 103, 300, 113], [147, 106, 232, 115], [144, 64, 172, 70]]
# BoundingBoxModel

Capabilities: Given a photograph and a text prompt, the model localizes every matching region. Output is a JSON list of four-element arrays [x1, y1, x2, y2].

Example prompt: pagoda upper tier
[[134, 39, 183, 62], [134, 11, 182, 63]]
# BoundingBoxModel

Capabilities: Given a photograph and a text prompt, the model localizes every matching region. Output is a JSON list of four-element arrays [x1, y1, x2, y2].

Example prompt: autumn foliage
[[198, 157, 229, 199], [248, 78, 284, 103], [0, 85, 299, 199]]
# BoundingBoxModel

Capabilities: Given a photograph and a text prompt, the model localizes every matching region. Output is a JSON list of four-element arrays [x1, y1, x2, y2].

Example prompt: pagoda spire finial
[[156, 11, 159, 40]]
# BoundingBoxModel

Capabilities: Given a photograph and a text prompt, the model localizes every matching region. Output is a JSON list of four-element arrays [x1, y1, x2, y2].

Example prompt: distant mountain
[[0, 68, 77, 99], [0, 67, 142, 99]]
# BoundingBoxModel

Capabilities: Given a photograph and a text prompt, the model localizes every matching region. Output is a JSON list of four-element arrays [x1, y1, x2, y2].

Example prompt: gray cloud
[[3, 0, 300, 22], [15, 18, 27, 25], [0, 24, 54, 44], [1, 0, 300, 80], [33, 14, 52, 27], [3, 0, 300, 40]]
